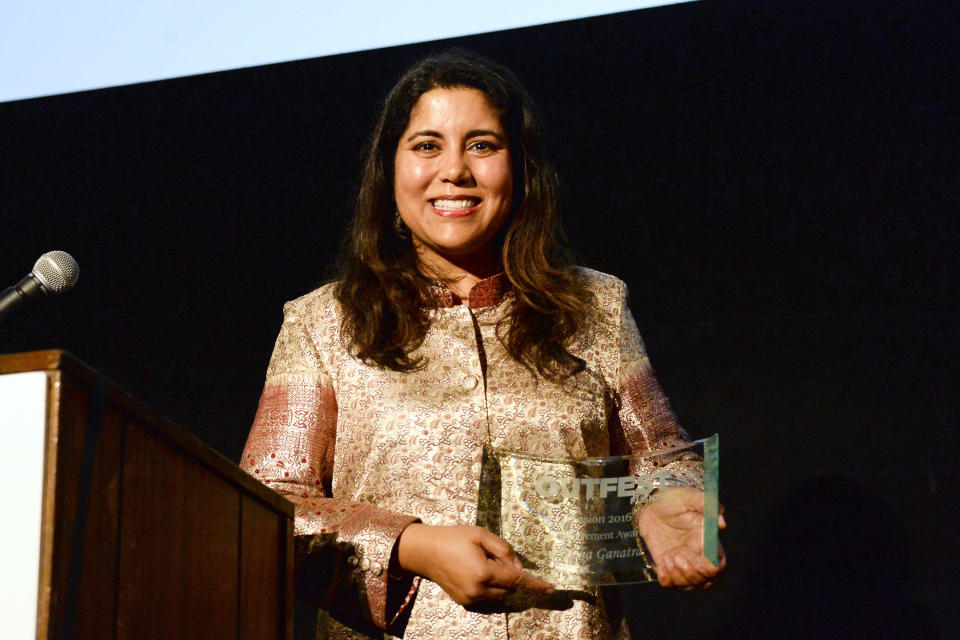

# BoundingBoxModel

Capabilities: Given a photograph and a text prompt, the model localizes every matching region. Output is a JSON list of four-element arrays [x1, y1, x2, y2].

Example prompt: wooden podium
[[0, 351, 294, 640]]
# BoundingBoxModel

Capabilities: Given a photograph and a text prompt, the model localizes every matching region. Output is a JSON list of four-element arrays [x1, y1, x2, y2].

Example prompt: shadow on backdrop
[[717, 476, 936, 640]]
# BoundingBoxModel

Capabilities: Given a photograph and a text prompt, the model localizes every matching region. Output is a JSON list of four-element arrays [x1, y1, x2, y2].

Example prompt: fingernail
[[513, 557, 522, 570]]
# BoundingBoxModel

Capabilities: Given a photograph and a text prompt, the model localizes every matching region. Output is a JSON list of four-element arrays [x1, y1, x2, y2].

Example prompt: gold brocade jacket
[[240, 268, 690, 640]]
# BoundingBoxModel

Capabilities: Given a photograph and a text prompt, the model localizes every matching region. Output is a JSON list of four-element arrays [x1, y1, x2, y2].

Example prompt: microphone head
[[33, 251, 79, 294]]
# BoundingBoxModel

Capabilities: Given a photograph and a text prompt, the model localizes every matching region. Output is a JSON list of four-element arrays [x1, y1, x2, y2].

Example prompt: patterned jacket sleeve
[[605, 278, 703, 486], [240, 297, 420, 631]]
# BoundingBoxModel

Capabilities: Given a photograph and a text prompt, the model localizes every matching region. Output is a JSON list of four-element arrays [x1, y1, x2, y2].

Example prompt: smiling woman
[[394, 87, 514, 289], [239, 49, 724, 640], [335, 50, 591, 379]]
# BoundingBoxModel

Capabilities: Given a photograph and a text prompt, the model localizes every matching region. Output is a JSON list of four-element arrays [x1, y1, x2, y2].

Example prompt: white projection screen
[[1, 1, 693, 103]]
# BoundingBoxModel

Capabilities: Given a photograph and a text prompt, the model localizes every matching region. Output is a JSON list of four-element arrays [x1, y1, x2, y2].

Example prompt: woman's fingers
[[484, 559, 554, 594], [404, 525, 555, 605], [476, 529, 553, 595], [655, 556, 676, 588], [473, 527, 554, 594], [639, 490, 729, 592], [666, 556, 698, 589], [474, 527, 522, 569], [657, 548, 722, 589]]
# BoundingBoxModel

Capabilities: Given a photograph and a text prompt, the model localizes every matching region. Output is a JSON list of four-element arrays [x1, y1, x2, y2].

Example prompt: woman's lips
[[430, 198, 480, 217]]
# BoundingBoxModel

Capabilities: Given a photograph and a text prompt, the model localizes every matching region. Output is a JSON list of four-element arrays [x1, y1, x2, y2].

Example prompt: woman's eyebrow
[[405, 129, 442, 141], [466, 129, 506, 141], [404, 129, 506, 142]]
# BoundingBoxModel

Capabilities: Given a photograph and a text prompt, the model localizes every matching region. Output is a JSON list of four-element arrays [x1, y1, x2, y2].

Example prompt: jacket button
[[360, 558, 370, 571], [462, 375, 479, 390]]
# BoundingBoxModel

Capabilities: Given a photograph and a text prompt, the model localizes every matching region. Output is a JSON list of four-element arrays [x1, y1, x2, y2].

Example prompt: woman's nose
[[440, 151, 473, 184]]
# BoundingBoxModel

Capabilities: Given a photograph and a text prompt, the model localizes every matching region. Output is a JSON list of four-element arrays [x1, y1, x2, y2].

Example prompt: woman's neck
[[416, 247, 501, 300]]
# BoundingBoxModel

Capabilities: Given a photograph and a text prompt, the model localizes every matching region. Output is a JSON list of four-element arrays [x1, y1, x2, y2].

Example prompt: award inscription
[[477, 435, 719, 588]]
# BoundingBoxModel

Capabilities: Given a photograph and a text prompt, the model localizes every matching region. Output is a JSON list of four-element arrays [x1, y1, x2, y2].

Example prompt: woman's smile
[[430, 197, 482, 216]]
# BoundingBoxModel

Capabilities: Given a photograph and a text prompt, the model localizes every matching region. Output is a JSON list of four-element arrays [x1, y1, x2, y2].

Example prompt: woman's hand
[[635, 487, 728, 591], [395, 524, 554, 605]]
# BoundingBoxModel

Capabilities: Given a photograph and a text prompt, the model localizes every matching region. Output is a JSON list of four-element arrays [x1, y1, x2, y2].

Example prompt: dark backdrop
[[2, 0, 956, 637]]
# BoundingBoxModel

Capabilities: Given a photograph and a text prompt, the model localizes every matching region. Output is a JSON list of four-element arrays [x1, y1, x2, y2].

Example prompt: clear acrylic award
[[477, 435, 719, 588]]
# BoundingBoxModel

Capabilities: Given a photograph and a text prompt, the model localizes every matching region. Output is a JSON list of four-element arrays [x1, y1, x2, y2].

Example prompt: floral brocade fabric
[[240, 268, 691, 640]]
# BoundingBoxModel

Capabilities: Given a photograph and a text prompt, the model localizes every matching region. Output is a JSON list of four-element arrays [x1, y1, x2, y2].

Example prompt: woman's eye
[[470, 140, 497, 153], [414, 141, 439, 152]]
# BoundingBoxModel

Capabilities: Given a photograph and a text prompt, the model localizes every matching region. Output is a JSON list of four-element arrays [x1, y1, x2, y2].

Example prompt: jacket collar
[[425, 273, 510, 309]]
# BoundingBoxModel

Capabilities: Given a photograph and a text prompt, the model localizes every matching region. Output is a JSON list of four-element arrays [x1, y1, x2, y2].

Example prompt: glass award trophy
[[477, 435, 719, 588]]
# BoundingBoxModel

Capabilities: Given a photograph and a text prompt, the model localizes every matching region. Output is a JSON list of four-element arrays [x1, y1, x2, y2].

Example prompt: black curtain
[[2, 1, 955, 637]]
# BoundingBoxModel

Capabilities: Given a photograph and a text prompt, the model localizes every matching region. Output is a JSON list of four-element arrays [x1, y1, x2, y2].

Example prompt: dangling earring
[[394, 209, 409, 236]]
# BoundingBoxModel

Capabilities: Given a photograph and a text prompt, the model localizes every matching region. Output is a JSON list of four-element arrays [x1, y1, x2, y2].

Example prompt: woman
[[241, 50, 725, 640]]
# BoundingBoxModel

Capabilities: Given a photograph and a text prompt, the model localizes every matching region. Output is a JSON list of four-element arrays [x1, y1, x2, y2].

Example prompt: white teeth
[[433, 199, 477, 210]]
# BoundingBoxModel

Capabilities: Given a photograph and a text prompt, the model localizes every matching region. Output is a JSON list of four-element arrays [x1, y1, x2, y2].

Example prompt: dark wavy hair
[[335, 49, 592, 380]]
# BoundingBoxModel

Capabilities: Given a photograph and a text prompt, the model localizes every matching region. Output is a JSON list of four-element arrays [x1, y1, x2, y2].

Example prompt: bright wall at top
[[0, 1, 695, 103]]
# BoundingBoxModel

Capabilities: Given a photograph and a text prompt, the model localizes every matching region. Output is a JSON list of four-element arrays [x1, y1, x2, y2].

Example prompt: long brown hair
[[335, 49, 592, 380]]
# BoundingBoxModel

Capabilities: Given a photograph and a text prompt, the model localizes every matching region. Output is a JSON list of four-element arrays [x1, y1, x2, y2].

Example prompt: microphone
[[0, 251, 80, 324]]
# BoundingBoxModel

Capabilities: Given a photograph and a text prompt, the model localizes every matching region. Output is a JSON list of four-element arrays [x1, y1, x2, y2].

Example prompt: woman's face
[[394, 87, 513, 273]]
